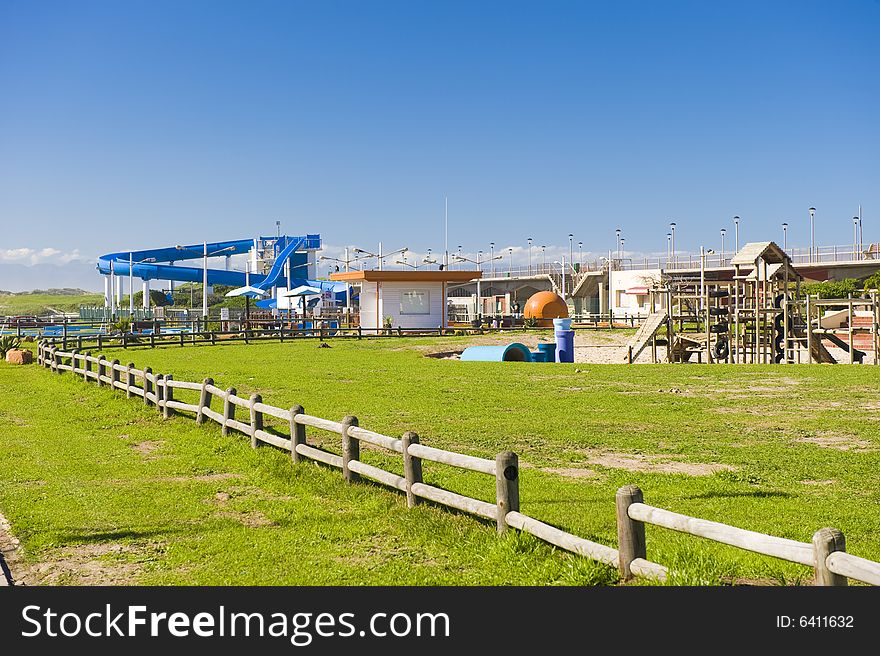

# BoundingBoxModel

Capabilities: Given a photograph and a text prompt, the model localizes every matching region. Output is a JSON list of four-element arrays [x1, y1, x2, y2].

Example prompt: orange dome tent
[[523, 291, 568, 327]]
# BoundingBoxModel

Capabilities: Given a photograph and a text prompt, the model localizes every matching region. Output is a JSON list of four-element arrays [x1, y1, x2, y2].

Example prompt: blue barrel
[[530, 350, 547, 362], [555, 330, 575, 363], [460, 343, 532, 362], [537, 342, 556, 362], [552, 317, 572, 331]]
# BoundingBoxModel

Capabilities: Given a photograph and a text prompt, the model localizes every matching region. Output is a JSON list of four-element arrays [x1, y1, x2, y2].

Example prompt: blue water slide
[[95, 235, 346, 296]]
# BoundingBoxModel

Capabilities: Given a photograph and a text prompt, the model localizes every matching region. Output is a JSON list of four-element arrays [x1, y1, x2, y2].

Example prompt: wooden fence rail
[[34, 340, 880, 586]]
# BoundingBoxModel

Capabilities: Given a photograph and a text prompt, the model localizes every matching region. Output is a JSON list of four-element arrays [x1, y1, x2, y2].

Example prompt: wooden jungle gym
[[625, 242, 880, 365]]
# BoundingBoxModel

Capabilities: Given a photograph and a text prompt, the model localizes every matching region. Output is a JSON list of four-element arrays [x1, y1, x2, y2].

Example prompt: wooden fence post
[[97, 356, 106, 385], [150, 333, 155, 348], [97, 334, 103, 350], [402, 431, 423, 508], [143, 367, 153, 406], [71, 349, 80, 375], [341, 415, 360, 483], [289, 404, 306, 463], [812, 528, 847, 586], [197, 377, 214, 424], [495, 451, 519, 534], [110, 359, 120, 388], [155, 374, 165, 413], [126, 363, 135, 398], [222, 387, 237, 436], [616, 485, 646, 580], [163, 374, 174, 419], [83, 351, 92, 380], [249, 394, 263, 448]]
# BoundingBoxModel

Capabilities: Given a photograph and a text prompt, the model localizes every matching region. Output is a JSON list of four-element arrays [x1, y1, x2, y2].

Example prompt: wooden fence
[[35, 340, 880, 586]]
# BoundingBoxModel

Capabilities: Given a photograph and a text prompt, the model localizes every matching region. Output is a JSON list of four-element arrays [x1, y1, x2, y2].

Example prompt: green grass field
[[3, 334, 880, 585], [0, 291, 103, 316]]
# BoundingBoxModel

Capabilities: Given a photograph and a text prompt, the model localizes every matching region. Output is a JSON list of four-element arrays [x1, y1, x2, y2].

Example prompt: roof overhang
[[330, 270, 482, 283]]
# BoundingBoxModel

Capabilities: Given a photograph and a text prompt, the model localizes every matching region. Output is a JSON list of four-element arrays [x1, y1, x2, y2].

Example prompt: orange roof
[[329, 269, 482, 282]]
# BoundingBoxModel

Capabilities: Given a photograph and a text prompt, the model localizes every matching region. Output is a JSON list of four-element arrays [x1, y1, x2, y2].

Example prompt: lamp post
[[720, 229, 726, 265], [733, 216, 740, 254], [854, 216, 860, 260], [457, 245, 462, 270], [541, 245, 546, 272], [578, 241, 583, 270], [275, 220, 281, 239], [568, 234, 573, 274], [666, 233, 671, 268], [808, 207, 815, 262], [508, 247, 513, 275], [527, 238, 533, 275], [669, 222, 676, 268], [490, 242, 495, 276], [615, 228, 621, 259], [619, 238, 626, 267], [782, 223, 788, 251]]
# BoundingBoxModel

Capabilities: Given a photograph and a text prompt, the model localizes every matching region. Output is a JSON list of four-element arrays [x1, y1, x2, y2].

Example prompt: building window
[[400, 289, 430, 315]]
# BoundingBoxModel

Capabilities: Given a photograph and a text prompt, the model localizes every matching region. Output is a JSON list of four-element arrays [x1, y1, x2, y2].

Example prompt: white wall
[[379, 281, 445, 329], [359, 282, 379, 329], [610, 269, 662, 317]]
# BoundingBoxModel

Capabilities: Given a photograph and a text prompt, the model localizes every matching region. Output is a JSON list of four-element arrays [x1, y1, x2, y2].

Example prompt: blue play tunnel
[[460, 343, 532, 362]]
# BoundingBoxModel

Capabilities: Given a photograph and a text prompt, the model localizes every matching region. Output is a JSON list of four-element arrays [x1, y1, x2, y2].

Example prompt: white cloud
[[0, 247, 91, 266]]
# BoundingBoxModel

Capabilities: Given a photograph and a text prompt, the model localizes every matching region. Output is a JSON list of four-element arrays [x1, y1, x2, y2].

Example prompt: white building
[[330, 270, 482, 329], [609, 268, 664, 318]]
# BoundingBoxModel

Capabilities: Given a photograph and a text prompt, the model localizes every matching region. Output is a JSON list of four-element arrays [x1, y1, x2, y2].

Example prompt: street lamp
[[666, 233, 671, 268], [615, 228, 621, 259], [568, 234, 573, 274], [733, 216, 740, 254], [457, 245, 462, 270], [353, 244, 407, 270], [669, 222, 677, 268], [854, 216, 860, 259], [489, 242, 495, 276], [275, 220, 281, 239], [781, 223, 788, 251], [808, 207, 816, 263], [508, 247, 513, 275], [541, 245, 546, 272], [527, 238, 533, 275], [720, 228, 726, 264], [578, 241, 583, 269]]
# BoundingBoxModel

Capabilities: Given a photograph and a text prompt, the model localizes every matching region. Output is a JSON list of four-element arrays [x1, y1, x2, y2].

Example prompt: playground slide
[[96, 234, 347, 298]]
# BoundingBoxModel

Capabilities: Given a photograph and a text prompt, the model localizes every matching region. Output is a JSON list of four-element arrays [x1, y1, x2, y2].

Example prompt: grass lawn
[[3, 333, 880, 585], [0, 292, 103, 316]]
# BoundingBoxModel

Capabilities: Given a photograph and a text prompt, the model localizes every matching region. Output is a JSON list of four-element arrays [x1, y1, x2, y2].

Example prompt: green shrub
[[0, 335, 21, 358]]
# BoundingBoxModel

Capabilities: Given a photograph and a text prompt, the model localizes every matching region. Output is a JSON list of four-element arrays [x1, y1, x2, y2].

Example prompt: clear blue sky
[[1, 0, 878, 281]]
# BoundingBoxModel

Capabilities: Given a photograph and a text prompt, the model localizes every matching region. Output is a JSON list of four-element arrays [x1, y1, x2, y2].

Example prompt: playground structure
[[95, 234, 349, 318], [624, 242, 880, 364]]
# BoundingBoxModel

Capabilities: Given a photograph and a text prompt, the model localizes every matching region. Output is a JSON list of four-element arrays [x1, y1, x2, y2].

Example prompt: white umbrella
[[224, 286, 267, 327], [282, 285, 323, 317]]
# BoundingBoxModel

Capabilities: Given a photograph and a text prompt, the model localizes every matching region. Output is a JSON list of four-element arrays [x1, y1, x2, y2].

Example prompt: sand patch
[[10, 540, 157, 586], [800, 479, 836, 486], [424, 350, 463, 360], [795, 432, 874, 452], [132, 440, 163, 458], [207, 489, 276, 528], [581, 449, 735, 476]]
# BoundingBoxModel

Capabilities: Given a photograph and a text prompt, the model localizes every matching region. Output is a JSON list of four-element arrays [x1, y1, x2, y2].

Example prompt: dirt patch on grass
[[795, 432, 874, 452], [0, 512, 20, 586], [132, 440, 163, 458], [161, 472, 243, 483], [207, 490, 276, 528], [424, 350, 463, 360], [800, 479, 836, 486], [581, 449, 736, 476]]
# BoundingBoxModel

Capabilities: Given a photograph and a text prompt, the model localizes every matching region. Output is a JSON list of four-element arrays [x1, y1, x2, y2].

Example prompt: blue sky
[[1, 1, 878, 289]]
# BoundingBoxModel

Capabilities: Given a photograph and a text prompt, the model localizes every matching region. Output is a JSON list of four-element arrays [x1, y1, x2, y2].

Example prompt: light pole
[[457, 245, 462, 270], [578, 241, 583, 270], [782, 223, 788, 250], [809, 207, 816, 262], [275, 220, 281, 239], [490, 242, 495, 276], [733, 216, 740, 254], [854, 216, 859, 259], [527, 238, 533, 275], [669, 222, 676, 268], [508, 247, 513, 275], [666, 233, 671, 268], [620, 238, 626, 267], [568, 234, 573, 274], [541, 245, 546, 272], [720, 228, 726, 264], [615, 228, 621, 259]]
